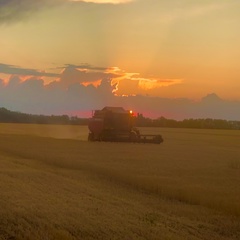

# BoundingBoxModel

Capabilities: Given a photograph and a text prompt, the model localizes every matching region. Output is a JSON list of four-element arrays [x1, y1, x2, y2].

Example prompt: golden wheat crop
[[0, 123, 239, 239]]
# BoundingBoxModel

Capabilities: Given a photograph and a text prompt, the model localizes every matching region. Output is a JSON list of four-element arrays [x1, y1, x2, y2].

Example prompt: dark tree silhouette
[[0, 107, 239, 129]]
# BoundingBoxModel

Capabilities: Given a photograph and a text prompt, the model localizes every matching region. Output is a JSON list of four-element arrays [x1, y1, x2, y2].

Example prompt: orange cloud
[[81, 79, 101, 87], [105, 66, 183, 96], [0, 63, 183, 96], [138, 78, 183, 90]]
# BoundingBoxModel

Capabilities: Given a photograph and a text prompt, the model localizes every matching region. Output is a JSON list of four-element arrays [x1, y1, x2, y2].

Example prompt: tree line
[[0, 107, 239, 130], [135, 114, 240, 130], [0, 107, 88, 125]]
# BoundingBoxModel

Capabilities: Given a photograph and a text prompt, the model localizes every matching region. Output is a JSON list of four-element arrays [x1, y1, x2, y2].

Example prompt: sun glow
[[81, 79, 101, 87], [107, 67, 183, 96], [138, 78, 183, 90]]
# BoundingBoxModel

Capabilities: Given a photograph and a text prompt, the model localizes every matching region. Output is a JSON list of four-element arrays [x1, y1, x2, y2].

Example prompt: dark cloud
[[113, 93, 240, 121], [0, 0, 128, 24], [0, 73, 240, 120], [0, 0, 66, 24], [0, 75, 114, 115], [1, 63, 240, 120], [0, 63, 59, 77], [58, 64, 119, 87], [0, 63, 121, 89], [65, 64, 109, 72]]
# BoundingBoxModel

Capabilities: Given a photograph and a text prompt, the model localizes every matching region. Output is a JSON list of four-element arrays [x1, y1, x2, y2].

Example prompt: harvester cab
[[88, 106, 163, 144]]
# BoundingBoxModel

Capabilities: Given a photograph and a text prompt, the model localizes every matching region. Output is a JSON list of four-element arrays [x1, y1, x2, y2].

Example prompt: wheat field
[[0, 123, 239, 240]]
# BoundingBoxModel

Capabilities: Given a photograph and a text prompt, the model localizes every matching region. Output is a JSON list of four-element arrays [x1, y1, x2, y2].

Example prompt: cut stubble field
[[0, 123, 239, 240]]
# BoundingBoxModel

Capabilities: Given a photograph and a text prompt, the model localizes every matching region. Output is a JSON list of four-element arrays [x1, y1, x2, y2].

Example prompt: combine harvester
[[88, 107, 163, 144]]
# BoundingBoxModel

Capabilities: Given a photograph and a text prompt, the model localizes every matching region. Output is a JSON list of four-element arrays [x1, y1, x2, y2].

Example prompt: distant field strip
[[0, 124, 240, 239], [0, 127, 240, 217]]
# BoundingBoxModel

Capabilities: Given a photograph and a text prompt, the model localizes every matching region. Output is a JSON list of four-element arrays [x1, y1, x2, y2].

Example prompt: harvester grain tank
[[88, 107, 163, 144]]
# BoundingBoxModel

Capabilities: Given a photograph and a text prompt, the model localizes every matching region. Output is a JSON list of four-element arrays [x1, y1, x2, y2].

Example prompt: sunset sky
[[0, 0, 240, 119]]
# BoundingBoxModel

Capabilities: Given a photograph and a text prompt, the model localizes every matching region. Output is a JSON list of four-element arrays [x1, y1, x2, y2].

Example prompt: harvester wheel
[[98, 134, 103, 142], [130, 131, 138, 142], [88, 133, 94, 141]]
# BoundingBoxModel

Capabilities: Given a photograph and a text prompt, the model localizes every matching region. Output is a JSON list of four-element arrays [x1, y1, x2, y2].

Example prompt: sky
[[0, 0, 240, 120]]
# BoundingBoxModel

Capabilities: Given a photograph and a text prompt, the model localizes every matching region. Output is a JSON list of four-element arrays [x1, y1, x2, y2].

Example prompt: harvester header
[[88, 107, 163, 144]]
